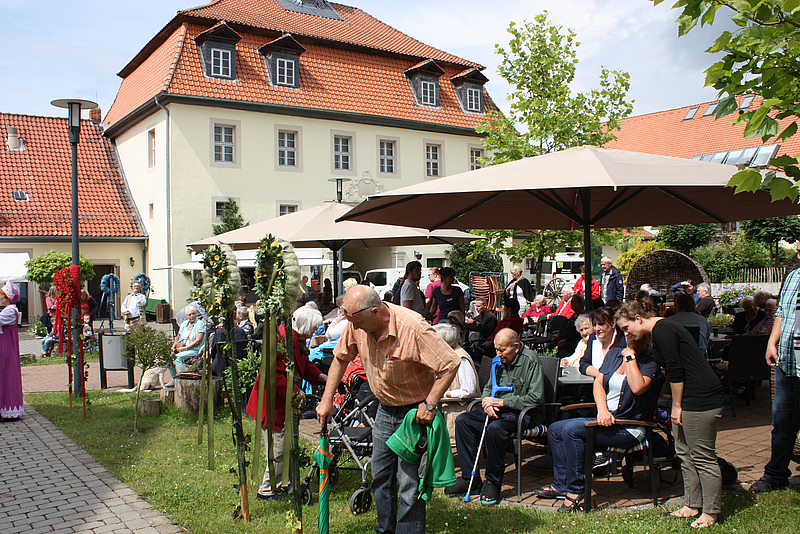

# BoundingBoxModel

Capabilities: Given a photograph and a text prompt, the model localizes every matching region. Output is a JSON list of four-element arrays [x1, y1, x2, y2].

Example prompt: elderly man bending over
[[445, 328, 545, 505], [316, 286, 458, 534]]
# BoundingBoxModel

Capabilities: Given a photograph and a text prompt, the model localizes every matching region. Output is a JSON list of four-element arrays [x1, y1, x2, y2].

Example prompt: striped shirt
[[334, 302, 459, 406], [776, 267, 800, 377]]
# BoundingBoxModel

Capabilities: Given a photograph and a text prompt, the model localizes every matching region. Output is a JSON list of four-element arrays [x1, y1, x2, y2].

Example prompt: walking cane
[[464, 355, 513, 502]]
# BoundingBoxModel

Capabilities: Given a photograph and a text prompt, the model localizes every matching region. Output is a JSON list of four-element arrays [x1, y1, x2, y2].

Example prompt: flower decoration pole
[[252, 235, 302, 530], [201, 244, 250, 519], [53, 267, 78, 411]]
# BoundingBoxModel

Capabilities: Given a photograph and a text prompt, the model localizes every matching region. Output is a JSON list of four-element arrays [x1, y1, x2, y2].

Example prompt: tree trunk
[[140, 398, 161, 416]]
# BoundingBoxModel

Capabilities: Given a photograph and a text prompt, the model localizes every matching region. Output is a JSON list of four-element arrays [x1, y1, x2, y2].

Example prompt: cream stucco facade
[[114, 102, 487, 305]]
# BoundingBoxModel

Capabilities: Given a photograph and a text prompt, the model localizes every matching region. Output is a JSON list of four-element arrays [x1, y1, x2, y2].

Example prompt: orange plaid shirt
[[334, 303, 459, 407]]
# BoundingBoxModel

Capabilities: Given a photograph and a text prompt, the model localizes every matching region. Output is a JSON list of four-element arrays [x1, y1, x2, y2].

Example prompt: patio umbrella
[[339, 145, 800, 307], [188, 202, 480, 295], [313, 423, 333, 534]]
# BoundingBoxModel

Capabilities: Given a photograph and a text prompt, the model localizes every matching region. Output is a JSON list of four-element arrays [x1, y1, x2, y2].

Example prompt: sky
[[0, 0, 738, 121]]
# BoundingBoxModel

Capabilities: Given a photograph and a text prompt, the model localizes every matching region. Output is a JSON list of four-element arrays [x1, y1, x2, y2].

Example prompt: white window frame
[[211, 196, 242, 224], [377, 135, 400, 178], [380, 140, 395, 174], [214, 124, 235, 163], [211, 48, 231, 78], [420, 80, 437, 105], [278, 130, 297, 167], [276, 200, 302, 217], [276, 57, 295, 86], [334, 135, 351, 171], [209, 118, 241, 168], [425, 142, 442, 178], [274, 124, 303, 172], [147, 128, 156, 168], [279, 204, 299, 216], [466, 87, 482, 112], [470, 147, 484, 170]]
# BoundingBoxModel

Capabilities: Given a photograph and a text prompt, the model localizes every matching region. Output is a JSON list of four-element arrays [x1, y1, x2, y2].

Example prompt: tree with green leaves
[[478, 11, 633, 165], [24, 250, 95, 283], [124, 325, 173, 433], [742, 216, 800, 266], [212, 197, 249, 236], [657, 0, 800, 202], [656, 223, 717, 255], [445, 240, 504, 284], [473, 12, 634, 287]]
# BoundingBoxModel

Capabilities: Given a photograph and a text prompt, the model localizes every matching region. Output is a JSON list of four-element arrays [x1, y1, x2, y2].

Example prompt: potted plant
[[707, 312, 735, 336], [717, 284, 760, 315]]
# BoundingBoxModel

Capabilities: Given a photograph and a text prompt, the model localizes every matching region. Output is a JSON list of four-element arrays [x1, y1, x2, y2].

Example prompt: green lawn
[[26, 391, 800, 534]]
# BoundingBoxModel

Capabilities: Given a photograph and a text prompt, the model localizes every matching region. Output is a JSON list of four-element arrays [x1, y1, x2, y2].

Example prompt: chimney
[[90, 108, 101, 124], [6, 127, 21, 150]]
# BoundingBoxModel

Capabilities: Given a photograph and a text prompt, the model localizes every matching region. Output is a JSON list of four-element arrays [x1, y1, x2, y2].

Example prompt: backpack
[[717, 456, 739, 487], [391, 277, 405, 305]]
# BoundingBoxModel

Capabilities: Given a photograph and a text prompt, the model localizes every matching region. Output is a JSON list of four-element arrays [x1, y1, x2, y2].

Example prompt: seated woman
[[436, 322, 479, 444], [747, 298, 776, 336], [522, 295, 551, 325], [561, 314, 593, 367], [579, 307, 626, 378], [535, 334, 662, 510], [166, 305, 206, 387]]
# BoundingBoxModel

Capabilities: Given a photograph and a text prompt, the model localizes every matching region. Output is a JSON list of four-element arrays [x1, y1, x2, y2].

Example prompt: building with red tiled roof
[[106, 0, 496, 304], [1, 112, 146, 322], [604, 95, 800, 167]]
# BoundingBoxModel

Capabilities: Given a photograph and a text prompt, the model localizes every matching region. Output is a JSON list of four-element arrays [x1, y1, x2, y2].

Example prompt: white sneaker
[[165, 379, 175, 388]]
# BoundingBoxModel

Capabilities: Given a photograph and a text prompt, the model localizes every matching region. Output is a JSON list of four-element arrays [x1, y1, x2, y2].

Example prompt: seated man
[[695, 283, 715, 318], [446, 328, 545, 505], [732, 295, 765, 335], [464, 297, 498, 343], [479, 299, 523, 358], [670, 279, 699, 304], [553, 287, 576, 318]]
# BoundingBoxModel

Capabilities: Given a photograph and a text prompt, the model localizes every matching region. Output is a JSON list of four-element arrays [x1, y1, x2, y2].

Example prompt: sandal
[[557, 494, 584, 513], [533, 486, 566, 499]]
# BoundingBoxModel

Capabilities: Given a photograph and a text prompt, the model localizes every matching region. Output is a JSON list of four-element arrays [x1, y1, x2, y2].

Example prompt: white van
[[365, 267, 469, 300], [537, 252, 586, 290]]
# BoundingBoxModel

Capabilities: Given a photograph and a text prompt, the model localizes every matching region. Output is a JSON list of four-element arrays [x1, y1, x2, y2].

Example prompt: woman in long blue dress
[[0, 280, 24, 419]]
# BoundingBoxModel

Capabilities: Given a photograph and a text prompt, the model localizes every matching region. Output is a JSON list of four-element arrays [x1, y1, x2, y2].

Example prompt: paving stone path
[[0, 406, 181, 534]]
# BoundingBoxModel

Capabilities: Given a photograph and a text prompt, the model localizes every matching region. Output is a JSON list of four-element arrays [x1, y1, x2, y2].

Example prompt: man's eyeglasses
[[344, 306, 374, 320]]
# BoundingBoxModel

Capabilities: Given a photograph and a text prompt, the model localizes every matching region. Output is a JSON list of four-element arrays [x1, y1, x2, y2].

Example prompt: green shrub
[[29, 316, 48, 337], [614, 239, 660, 278], [690, 237, 770, 282]]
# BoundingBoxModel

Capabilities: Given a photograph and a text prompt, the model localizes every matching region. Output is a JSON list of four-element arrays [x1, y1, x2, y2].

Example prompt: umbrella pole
[[582, 188, 594, 312]]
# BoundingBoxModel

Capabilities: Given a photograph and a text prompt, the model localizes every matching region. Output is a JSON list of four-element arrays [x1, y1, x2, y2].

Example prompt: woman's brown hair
[[616, 294, 658, 322]]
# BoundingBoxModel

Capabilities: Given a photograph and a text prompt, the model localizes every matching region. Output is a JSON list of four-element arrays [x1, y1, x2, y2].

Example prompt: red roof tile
[[605, 96, 800, 159], [105, 0, 495, 130], [0, 113, 145, 238]]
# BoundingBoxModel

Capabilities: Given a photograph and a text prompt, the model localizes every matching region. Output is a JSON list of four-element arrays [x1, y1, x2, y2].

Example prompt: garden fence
[[712, 267, 787, 284]]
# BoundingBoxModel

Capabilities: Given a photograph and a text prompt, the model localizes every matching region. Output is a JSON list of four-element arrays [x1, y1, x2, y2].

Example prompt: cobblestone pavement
[[0, 405, 182, 534]]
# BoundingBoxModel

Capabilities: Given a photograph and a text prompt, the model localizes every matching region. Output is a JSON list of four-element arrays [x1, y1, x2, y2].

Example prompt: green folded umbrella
[[313, 423, 333, 534]]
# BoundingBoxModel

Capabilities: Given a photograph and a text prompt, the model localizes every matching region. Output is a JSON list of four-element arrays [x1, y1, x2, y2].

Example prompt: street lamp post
[[327, 177, 351, 296], [51, 99, 98, 398]]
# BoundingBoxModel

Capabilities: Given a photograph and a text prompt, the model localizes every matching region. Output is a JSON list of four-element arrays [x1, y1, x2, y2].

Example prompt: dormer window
[[450, 68, 488, 114], [405, 60, 445, 108], [13, 191, 29, 202], [276, 58, 295, 86], [195, 22, 241, 80], [259, 34, 305, 89], [211, 48, 232, 78]]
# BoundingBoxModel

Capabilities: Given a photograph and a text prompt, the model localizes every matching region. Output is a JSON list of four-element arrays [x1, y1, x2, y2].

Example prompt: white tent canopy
[[0, 253, 30, 282], [154, 249, 352, 270]]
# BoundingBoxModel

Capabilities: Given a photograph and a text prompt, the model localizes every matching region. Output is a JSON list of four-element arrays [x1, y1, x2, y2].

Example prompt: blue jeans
[[763, 366, 800, 484], [170, 349, 199, 377], [372, 404, 425, 534], [548, 417, 639, 495]]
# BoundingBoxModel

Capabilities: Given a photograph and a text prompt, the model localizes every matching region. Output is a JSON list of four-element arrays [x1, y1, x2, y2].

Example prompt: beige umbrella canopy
[[188, 201, 481, 294], [340, 145, 800, 307]]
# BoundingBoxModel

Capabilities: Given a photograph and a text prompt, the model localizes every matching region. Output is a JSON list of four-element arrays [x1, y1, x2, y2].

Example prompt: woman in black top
[[616, 296, 724, 529]]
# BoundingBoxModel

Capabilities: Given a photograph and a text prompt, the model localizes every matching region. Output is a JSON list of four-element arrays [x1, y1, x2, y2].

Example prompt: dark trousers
[[764, 366, 800, 484], [455, 409, 525, 487]]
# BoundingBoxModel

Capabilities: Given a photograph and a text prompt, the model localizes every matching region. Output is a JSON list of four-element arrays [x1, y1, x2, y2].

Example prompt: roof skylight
[[703, 102, 718, 117], [739, 95, 755, 110], [683, 106, 700, 121]]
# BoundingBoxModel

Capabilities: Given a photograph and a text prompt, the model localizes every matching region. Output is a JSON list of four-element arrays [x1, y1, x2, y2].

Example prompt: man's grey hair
[[292, 304, 323, 336], [476, 296, 488, 306], [697, 283, 710, 293], [562, 286, 574, 297], [433, 323, 460, 349], [348, 285, 382, 310], [601, 256, 613, 264], [741, 295, 755, 307]]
